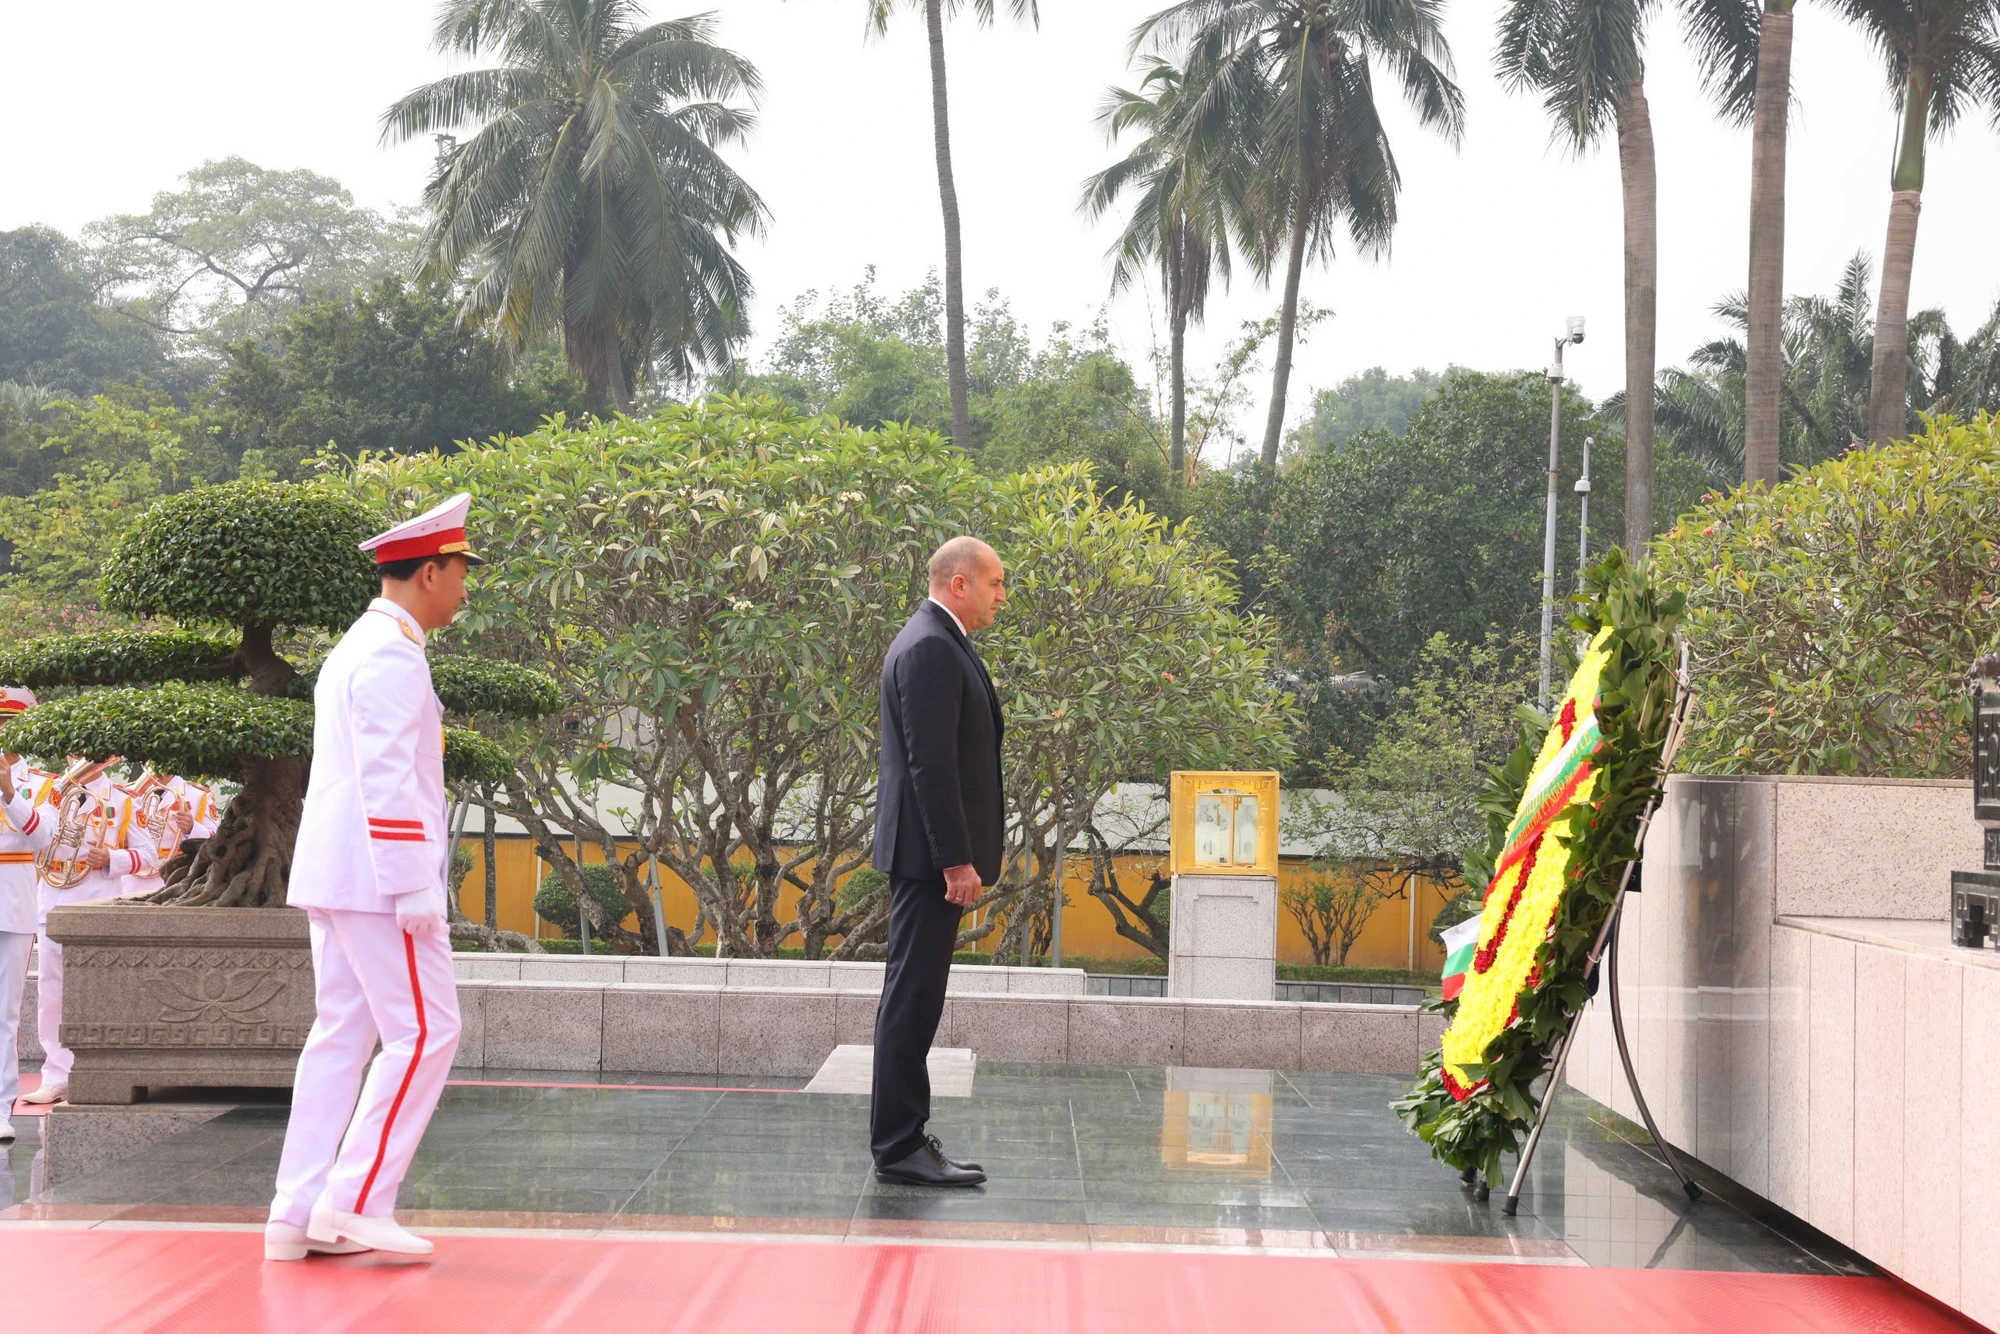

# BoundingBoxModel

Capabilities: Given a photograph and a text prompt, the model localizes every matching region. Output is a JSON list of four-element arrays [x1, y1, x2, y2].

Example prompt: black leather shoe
[[876, 1140, 985, 1187], [927, 1133, 982, 1174]]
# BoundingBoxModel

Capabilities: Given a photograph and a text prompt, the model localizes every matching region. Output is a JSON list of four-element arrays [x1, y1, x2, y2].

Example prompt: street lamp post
[[1575, 434, 1593, 585], [1539, 317, 1586, 709]]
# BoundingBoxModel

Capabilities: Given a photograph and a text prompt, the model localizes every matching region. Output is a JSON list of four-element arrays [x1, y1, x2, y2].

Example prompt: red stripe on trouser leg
[[353, 931, 428, 1214]]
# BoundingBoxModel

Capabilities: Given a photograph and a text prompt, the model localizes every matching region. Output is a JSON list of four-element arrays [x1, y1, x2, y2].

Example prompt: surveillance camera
[[1566, 316, 1586, 345]]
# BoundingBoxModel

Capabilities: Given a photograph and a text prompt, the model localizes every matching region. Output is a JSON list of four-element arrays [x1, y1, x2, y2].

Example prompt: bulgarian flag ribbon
[[1438, 627, 1614, 1100], [1439, 916, 1482, 1001]]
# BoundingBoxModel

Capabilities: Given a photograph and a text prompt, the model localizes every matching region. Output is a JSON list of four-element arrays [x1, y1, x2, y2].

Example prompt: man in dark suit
[[870, 536, 1007, 1187]]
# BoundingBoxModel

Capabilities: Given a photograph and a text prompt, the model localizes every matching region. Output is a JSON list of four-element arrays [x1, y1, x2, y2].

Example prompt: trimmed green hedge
[[103, 481, 378, 633], [0, 630, 238, 689], [1652, 413, 2000, 777], [292, 655, 560, 721], [431, 657, 561, 718], [0, 687, 519, 784], [0, 684, 312, 779], [533, 863, 632, 936], [443, 727, 513, 785]]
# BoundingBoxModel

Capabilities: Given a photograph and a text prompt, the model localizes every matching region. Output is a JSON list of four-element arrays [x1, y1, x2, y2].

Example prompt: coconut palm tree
[[1647, 254, 1994, 483], [1081, 58, 1246, 482], [1742, 0, 1795, 487], [1837, 0, 2000, 445], [382, 1, 768, 413], [1137, 0, 1465, 472], [1496, 0, 1758, 549], [867, 0, 1040, 452]]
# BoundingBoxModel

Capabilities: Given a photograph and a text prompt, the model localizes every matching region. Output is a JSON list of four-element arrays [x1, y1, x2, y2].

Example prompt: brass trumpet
[[36, 756, 118, 891]]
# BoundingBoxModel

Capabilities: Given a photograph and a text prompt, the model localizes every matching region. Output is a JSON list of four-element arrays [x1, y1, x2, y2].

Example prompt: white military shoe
[[307, 1199, 434, 1256], [0, 1117, 14, 1142], [263, 1220, 372, 1262], [19, 1083, 65, 1105]]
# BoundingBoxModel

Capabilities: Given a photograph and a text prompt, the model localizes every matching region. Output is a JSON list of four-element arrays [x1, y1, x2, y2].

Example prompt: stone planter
[[44, 901, 311, 1105]]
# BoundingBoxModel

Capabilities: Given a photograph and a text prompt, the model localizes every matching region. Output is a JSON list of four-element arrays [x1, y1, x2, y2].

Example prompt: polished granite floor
[[3, 1062, 1867, 1274]]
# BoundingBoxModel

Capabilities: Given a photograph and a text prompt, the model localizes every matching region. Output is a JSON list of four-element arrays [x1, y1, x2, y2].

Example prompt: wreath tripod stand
[[1486, 645, 1704, 1217]]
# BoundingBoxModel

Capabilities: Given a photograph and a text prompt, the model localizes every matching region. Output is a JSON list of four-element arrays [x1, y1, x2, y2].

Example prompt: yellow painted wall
[[456, 836, 1454, 971]]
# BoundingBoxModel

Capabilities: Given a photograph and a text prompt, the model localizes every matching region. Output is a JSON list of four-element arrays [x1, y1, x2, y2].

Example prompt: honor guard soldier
[[24, 756, 158, 1105], [0, 689, 57, 1139], [265, 494, 476, 1262]]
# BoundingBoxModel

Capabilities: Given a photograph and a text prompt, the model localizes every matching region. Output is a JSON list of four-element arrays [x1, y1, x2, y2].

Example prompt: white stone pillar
[[1166, 872, 1278, 1001]]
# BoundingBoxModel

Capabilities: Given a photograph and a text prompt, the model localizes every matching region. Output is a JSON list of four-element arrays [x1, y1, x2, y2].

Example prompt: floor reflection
[[1160, 1068, 1272, 1179], [1, 1062, 1865, 1272]]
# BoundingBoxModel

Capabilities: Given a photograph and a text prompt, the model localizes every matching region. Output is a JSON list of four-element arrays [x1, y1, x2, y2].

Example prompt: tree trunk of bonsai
[[152, 754, 304, 908], [152, 621, 302, 907], [1743, 4, 1794, 488]]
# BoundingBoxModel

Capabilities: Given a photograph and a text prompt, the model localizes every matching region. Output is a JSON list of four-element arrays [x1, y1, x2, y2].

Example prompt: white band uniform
[[1, 756, 56, 1117], [35, 773, 158, 1090], [269, 593, 462, 1228]]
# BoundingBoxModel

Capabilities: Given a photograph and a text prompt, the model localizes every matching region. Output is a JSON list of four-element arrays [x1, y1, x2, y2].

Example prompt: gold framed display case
[[1168, 771, 1280, 877]]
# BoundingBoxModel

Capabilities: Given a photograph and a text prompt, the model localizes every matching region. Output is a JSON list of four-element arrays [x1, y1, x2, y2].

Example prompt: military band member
[[119, 773, 219, 897], [0, 689, 56, 1140], [22, 757, 157, 1105], [266, 493, 476, 1262]]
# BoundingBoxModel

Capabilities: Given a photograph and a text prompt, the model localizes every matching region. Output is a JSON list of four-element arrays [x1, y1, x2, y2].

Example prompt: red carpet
[[0, 1229, 1977, 1334]]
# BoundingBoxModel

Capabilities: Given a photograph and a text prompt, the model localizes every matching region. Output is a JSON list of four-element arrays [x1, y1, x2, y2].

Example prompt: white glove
[[395, 895, 447, 940]]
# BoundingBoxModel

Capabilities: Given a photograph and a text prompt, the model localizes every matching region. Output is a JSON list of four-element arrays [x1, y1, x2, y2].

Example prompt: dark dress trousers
[[869, 600, 1004, 1166]]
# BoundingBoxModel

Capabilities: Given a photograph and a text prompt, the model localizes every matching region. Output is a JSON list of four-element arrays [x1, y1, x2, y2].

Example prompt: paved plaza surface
[[8, 1061, 1869, 1271], [7, 1060, 1977, 1332]]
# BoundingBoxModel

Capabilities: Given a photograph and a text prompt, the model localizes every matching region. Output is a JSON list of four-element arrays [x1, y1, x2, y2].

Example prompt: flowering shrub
[[1652, 413, 2000, 778]]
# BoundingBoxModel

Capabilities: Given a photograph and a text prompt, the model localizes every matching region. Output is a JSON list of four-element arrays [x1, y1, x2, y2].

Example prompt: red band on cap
[[374, 527, 467, 564]]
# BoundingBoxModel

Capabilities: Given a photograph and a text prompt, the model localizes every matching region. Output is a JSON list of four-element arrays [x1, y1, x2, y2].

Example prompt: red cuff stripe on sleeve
[[367, 818, 425, 830], [128, 851, 140, 874], [370, 831, 429, 843], [21, 812, 37, 834]]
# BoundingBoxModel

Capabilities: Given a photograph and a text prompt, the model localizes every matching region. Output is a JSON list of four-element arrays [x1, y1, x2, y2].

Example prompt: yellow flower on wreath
[[1439, 628, 1615, 1098]]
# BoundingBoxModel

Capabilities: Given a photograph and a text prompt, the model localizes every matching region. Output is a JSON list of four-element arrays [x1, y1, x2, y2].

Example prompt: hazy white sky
[[4, 0, 1996, 429]]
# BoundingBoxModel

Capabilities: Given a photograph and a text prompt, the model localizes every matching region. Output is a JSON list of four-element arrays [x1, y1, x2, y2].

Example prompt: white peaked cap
[[358, 492, 483, 565], [0, 687, 37, 715]]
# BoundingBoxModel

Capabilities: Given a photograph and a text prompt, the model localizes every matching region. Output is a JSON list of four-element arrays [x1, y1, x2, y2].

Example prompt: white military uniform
[[36, 773, 158, 1090], [118, 776, 221, 897], [1, 750, 57, 1118], [268, 593, 462, 1227]]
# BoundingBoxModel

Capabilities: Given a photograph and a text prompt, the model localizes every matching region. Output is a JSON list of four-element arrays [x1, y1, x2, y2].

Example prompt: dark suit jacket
[[873, 600, 1005, 884]]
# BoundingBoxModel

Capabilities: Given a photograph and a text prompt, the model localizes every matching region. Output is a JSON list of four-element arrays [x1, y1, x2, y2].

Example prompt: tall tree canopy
[[385, 0, 768, 412], [1137, 0, 1466, 470], [1194, 370, 1622, 776], [211, 277, 587, 474], [0, 228, 168, 396], [84, 158, 413, 347], [1082, 57, 1242, 482]]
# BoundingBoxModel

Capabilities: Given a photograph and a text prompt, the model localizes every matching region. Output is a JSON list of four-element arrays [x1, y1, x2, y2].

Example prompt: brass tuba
[[35, 756, 117, 891]]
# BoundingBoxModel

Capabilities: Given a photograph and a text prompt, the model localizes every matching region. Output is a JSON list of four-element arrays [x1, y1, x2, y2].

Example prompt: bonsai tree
[[0, 479, 556, 908]]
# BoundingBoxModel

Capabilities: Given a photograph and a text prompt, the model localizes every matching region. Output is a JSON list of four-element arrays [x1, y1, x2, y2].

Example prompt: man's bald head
[[928, 536, 996, 589], [927, 536, 1007, 633]]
